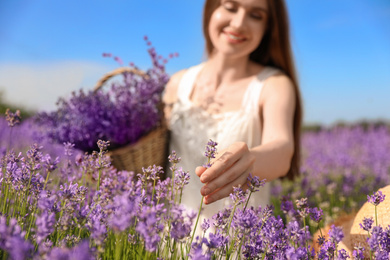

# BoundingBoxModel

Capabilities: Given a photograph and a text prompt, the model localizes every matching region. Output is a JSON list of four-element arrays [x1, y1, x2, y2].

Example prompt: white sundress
[[168, 63, 280, 222]]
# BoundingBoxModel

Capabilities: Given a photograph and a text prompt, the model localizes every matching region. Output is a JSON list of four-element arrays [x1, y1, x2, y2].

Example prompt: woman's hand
[[195, 142, 255, 205]]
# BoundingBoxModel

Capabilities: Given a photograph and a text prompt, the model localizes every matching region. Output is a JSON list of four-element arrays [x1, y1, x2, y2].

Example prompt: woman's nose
[[230, 9, 246, 29]]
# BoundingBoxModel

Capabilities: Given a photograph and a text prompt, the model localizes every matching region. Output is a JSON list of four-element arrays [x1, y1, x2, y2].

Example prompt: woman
[[164, 0, 302, 220]]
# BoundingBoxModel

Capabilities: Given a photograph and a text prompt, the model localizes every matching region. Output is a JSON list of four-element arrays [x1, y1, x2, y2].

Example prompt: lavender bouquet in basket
[[35, 39, 174, 152]]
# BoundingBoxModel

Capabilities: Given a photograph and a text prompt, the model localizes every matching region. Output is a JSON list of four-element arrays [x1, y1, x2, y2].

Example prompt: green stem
[[2, 184, 9, 214], [97, 155, 102, 191], [55, 200, 67, 245], [8, 128, 13, 152], [186, 196, 204, 259], [25, 204, 38, 239], [375, 205, 378, 226], [44, 170, 51, 190], [151, 179, 156, 203], [235, 233, 246, 260], [225, 203, 239, 259], [243, 191, 253, 212]]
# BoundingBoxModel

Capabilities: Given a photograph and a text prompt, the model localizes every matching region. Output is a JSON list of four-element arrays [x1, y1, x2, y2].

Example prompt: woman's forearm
[[250, 140, 294, 182]]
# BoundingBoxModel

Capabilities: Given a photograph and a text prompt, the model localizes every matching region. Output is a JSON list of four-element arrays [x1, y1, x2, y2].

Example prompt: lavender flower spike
[[309, 207, 323, 223], [328, 224, 344, 243], [168, 150, 181, 164], [97, 140, 110, 153], [5, 108, 21, 127], [229, 185, 247, 206], [203, 139, 218, 168], [247, 173, 265, 192], [359, 216, 374, 232], [367, 190, 386, 206]]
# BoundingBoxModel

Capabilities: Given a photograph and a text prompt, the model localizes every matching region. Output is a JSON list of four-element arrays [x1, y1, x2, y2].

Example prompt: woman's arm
[[196, 73, 296, 204]]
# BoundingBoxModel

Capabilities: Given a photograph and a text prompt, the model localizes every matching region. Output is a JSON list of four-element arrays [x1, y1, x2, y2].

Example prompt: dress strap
[[177, 63, 205, 102], [242, 67, 281, 113]]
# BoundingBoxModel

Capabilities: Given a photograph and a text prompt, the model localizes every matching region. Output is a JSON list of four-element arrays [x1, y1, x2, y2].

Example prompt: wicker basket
[[94, 67, 169, 175]]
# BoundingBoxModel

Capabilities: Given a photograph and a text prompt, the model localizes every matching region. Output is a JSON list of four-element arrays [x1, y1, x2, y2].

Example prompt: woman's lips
[[223, 31, 247, 43]]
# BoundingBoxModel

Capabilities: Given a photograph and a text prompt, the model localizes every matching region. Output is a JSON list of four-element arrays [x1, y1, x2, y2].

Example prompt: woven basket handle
[[94, 67, 149, 92]]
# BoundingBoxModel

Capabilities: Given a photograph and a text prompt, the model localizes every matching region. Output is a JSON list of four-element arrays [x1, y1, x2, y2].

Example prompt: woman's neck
[[203, 53, 257, 85]]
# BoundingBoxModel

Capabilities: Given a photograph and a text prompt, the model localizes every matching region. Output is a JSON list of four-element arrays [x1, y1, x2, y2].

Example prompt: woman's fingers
[[200, 142, 248, 183], [195, 166, 206, 177], [203, 170, 250, 204], [200, 154, 254, 196]]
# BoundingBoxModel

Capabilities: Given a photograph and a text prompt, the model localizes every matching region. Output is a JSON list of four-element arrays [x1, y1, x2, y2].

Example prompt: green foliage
[[0, 91, 36, 118]]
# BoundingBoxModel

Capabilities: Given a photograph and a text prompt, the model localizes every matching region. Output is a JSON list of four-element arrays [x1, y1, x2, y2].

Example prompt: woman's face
[[208, 0, 268, 59]]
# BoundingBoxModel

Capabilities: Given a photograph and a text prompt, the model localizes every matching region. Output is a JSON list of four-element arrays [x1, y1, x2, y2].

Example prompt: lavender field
[[0, 114, 390, 259]]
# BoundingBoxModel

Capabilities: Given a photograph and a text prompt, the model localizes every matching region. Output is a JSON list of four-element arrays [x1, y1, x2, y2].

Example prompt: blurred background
[[0, 0, 389, 126]]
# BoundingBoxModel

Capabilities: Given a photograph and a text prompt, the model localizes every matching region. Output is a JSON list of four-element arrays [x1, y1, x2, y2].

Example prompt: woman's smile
[[223, 30, 247, 43]]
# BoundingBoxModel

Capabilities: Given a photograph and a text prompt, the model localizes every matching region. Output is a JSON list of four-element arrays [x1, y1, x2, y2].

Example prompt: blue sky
[[0, 0, 389, 125]]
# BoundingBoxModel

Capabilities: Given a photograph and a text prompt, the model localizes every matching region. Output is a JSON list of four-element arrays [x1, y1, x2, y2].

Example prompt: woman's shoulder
[[163, 69, 187, 106], [163, 63, 205, 103], [259, 67, 296, 105]]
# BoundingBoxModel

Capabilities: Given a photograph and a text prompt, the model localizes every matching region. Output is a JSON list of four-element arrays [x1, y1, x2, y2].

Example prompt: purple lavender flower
[[233, 207, 259, 232], [201, 219, 210, 232], [375, 251, 390, 260], [281, 196, 295, 216], [285, 246, 310, 260], [296, 198, 310, 218], [359, 216, 374, 232], [317, 234, 326, 246], [203, 139, 218, 168], [352, 246, 365, 260], [295, 198, 308, 209], [63, 142, 75, 156], [247, 173, 266, 192], [135, 204, 165, 252], [155, 178, 170, 201], [337, 249, 350, 259], [97, 139, 110, 153], [171, 220, 192, 241], [6, 236, 33, 260], [367, 190, 386, 206], [59, 182, 79, 200], [309, 207, 323, 223], [205, 231, 228, 250], [46, 240, 95, 260], [367, 226, 385, 253], [87, 204, 107, 246], [286, 220, 307, 245], [212, 207, 232, 230], [38, 190, 59, 212], [229, 185, 247, 206], [328, 224, 344, 243], [261, 215, 288, 256], [5, 108, 21, 127], [26, 143, 44, 169], [190, 237, 211, 260], [318, 240, 336, 259], [42, 153, 60, 173], [36, 210, 56, 244], [0, 217, 33, 259], [168, 150, 181, 164], [174, 167, 190, 190], [169, 204, 194, 241]]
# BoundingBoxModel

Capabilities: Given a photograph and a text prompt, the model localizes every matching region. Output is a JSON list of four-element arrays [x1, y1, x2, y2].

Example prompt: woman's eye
[[250, 13, 263, 20], [223, 3, 236, 12]]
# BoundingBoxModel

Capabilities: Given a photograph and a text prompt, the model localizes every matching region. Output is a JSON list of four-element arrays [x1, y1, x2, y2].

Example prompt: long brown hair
[[202, 0, 302, 180]]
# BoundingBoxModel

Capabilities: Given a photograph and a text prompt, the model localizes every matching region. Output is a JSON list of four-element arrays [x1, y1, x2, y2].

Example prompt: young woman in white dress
[[164, 0, 302, 220]]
